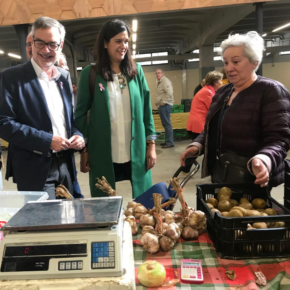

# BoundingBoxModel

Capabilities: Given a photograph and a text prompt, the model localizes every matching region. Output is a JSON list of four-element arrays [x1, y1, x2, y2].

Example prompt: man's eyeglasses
[[26, 42, 32, 47], [33, 38, 61, 51]]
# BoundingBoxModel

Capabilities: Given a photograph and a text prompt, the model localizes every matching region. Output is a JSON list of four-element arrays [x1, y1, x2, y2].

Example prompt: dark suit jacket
[[0, 61, 83, 191]]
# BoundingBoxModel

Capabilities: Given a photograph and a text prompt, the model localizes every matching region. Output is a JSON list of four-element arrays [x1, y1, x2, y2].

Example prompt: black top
[[193, 84, 203, 96]]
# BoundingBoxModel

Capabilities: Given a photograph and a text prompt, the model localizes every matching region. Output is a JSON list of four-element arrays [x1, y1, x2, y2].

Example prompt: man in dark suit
[[0, 16, 85, 199]]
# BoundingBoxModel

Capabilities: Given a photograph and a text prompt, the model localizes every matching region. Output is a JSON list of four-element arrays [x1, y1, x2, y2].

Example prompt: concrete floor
[[0, 140, 285, 209]]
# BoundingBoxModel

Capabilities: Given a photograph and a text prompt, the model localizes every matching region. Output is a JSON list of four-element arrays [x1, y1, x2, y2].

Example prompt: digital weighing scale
[[0, 196, 124, 280]]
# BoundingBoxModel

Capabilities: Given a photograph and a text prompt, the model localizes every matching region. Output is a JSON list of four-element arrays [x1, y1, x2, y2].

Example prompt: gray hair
[[32, 16, 66, 42], [219, 31, 265, 71], [55, 52, 67, 67]]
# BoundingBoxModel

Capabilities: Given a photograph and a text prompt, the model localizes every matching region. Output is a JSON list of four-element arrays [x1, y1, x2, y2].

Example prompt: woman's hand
[[251, 158, 269, 187], [146, 144, 157, 170], [180, 146, 199, 167], [80, 152, 91, 173]]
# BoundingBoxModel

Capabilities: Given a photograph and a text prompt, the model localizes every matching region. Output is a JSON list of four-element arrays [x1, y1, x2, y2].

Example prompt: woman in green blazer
[[75, 19, 157, 198]]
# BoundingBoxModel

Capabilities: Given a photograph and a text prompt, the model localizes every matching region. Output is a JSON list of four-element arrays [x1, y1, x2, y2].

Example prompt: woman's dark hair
[[94, 19, 137, 81]]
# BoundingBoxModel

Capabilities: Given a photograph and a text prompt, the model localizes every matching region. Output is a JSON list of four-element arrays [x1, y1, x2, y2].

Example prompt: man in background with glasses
[[25, 32, 33, 60], [0, 16, 84, 199]]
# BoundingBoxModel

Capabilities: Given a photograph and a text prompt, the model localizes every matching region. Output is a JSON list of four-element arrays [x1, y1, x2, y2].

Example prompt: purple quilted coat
[[195, 76, 290, 187]]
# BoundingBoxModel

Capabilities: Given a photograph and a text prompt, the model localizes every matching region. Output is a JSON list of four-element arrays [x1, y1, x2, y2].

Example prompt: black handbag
[[212, 152, 255, 183], [211, 92, 255, 184]]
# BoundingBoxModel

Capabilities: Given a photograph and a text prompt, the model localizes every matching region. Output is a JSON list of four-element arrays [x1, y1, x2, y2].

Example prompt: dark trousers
[[42, 152, 74, 200], [113, 161, 132, 183]]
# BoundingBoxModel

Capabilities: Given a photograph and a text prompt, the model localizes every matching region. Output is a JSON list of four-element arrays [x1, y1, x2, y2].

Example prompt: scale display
[[2, 197, 122, 231]]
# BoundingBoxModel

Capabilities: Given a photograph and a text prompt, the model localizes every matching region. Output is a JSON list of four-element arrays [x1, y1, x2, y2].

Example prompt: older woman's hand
[[252, 158, 269, 187], [180, 146, 199, 167]]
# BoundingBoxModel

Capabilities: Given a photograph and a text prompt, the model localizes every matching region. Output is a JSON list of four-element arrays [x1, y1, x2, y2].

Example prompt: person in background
[[221, 68, 229, 85], [180, 31, 290, 188], [0, 16, 85, 199], [25, 32, 33, 59], [155, 69, 174, 148], [72, 82, 78, 111], [55, 52, 69, 71], [193, 79, 205, 96], [75, 19, 156, 198], [187, 71, 223, 141]]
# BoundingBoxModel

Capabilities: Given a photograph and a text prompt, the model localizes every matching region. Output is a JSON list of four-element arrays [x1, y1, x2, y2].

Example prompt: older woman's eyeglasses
[[33, 38, 61, 51]]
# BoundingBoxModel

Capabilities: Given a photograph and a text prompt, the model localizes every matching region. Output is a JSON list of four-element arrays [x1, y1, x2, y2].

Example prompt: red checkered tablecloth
[[133, 231, 290, 290]]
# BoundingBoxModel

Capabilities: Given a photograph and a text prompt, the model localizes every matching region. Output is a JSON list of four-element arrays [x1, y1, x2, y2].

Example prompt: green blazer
[[75, 64, 155, 198]]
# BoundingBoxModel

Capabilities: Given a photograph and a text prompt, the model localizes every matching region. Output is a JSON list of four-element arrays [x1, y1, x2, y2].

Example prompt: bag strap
[[216, 88, 234, 158], [89, 63, 97, 105]]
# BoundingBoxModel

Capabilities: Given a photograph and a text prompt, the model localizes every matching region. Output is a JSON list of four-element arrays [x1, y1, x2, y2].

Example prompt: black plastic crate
[[196, 183, 290, 259]]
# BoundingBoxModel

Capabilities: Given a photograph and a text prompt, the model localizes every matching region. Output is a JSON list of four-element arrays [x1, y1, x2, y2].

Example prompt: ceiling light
[[279, 51, 290, 55], [193, 49, 199, 53], [214, 56, 222, 61], [188, 58, 199, 62], [132, 20, 138, 32], [8, 53, 21, 59], [213, 47, 222, 52], [272, 22, 290, 32], [0, 50, 4, 54], [132, 33, 137, 42], [266, 52, 271, 56], [132, 44, 136, 49], [132, 50, 136, 55], [262, 33, 267, 37], [77, 67, 83, 70]]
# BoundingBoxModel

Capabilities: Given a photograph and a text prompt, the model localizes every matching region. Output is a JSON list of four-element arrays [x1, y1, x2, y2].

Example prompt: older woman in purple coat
[[180, 31, 290, 188]]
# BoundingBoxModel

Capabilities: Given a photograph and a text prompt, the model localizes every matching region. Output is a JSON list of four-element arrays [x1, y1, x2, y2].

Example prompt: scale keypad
[[59, 261, 83, 271], [91, 242, 115, 269]]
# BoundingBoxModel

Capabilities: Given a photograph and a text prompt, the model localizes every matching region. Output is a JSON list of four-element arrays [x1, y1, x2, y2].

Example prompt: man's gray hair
[[219, 31, 265, 72], [32, 16, 66, 42]]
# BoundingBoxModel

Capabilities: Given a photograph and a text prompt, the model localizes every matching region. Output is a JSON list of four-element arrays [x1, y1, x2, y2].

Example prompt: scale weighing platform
[[0, 196, 124, 280]]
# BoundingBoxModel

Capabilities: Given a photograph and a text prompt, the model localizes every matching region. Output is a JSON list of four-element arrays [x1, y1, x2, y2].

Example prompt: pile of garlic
[[140, 194, 181, 253]]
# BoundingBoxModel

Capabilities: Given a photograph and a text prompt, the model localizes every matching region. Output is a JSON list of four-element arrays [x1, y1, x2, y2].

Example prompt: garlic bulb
[[134, 205, 148, 219], [159, 236, 175, 251], [124, 208, 134, 216], [127, 201, 138, 209], [139, 214, 155, 228], [188, 210, 205, 227], [181, 226, 199, 240], [142, 225, 156, 236], [140, 233, 160, 253], [164, 213, 175, 224], [165, 223, 181, 240]]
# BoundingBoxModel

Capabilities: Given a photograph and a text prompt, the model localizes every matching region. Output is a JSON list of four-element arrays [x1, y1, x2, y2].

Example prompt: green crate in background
[[154, 132, 165, 143], [172, 104, 184, 113]]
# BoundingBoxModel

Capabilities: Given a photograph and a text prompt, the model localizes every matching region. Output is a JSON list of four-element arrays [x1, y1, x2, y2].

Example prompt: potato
[[218, 200, 232, 212], [252, 222, 267, 229], [244, 210, 261, 217], [206, 198, 218, 208], [211, 208, 220, 215], [239, 203, 253, 210], [267, 221, 285, 228], [230, 206, 247, 216], [221, 211, 229, 217], [252, 198, 266, 209], [264, 208, 277, 215], [240, 197, 249, 204], [217, 187, 232, 200], [229, 199, 239, 207], [219, 195, 231, 201], [206, 203, 214, 210], [227, 210, 243, 217]]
